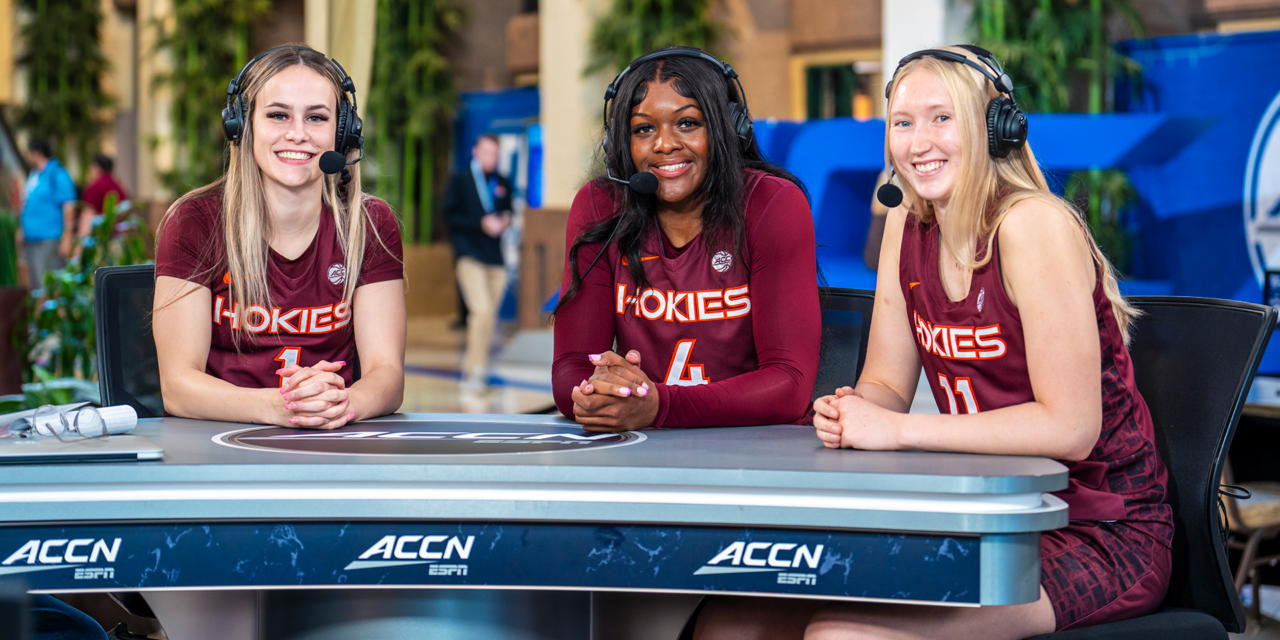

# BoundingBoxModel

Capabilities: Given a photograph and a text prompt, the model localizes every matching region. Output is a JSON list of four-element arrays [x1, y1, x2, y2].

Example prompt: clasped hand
[[571, 350, 658, 432], [274, 360, 355, 430], [812, 386, 900, 450]]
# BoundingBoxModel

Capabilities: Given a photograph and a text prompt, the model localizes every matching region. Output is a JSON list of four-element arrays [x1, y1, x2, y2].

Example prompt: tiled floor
[[400, 316, 556, 415]]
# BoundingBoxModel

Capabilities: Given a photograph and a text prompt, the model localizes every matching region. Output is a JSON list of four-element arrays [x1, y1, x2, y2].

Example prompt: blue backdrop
[[1117, 30, 1280, 303]]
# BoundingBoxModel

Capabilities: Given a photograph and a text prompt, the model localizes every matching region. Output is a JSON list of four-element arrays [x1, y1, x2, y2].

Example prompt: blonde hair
[[884, 46, 1138, 343], [159, 46, 388, 344]]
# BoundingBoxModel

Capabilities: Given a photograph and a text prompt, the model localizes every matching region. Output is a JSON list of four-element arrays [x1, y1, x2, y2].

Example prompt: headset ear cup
[[222, 97, 244, 142], [986, 98, 1004, 158], [335, 102, 350, 155], [728, 102, 753, 150], [986, 96, 1028, 159]]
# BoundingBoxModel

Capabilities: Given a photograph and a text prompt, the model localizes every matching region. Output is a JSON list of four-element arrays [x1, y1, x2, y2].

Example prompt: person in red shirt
[[81, 154, 127, 215], [693, 45, 1172, 640], [552, 47, 820, 431], [153, 45, 404, 429], [73, 154, 128, 254]]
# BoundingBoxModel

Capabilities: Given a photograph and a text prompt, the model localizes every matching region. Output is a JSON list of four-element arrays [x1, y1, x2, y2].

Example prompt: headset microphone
[[877, 168, 904, 208], [607, 170, 659, 195], [319, 151, 347, 175]]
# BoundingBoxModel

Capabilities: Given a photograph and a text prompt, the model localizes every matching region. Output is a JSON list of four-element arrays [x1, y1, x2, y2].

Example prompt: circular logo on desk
[[212, 421, 646, 457]]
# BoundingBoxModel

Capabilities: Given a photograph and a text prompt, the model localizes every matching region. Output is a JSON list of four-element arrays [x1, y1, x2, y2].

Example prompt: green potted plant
[[0, 210, 26, 396]]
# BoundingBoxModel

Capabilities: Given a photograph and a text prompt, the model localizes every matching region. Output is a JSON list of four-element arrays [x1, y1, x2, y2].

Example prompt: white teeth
[[655, 162, 689, 172], [914, 160, 945, 174], [278, 151, 312, 160]]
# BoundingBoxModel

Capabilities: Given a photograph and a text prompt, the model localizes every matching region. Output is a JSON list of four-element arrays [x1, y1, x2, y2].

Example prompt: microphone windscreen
[[319, 151, 347, 175], [876, 183, 904, 208], [629, 171, 659, 195]]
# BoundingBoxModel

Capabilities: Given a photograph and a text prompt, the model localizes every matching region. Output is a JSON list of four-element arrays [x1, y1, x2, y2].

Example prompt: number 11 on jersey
[[937, 373, 980, 414]]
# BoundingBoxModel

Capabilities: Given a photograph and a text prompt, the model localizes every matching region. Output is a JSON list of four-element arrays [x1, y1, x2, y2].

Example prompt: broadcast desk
[[0, 414, 1068, 639]]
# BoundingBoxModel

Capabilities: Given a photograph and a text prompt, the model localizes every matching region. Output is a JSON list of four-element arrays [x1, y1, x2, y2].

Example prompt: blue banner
[[0, 521, 980, 603]]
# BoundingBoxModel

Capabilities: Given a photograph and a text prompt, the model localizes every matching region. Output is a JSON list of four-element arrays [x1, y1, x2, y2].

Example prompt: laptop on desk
[[0, 436, 163, 464]]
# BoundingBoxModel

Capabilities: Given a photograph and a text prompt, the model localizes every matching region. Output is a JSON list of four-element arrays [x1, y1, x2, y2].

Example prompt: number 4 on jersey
[[937, 374, 979, 414], [665, 340, 709, 386]]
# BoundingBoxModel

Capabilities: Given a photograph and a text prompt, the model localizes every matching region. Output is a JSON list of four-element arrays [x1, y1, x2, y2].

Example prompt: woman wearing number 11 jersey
[[153, 45, 404, 430], [552, 47, 820, 431]]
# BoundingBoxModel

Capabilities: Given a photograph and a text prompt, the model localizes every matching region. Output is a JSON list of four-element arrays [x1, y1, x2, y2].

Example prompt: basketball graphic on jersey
[[712, 251, 732, 273], [328, 263, 346, 285]]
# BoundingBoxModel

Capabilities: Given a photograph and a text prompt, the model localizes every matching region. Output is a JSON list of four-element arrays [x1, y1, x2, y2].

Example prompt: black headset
[[602, 47, 754, 152], [221, 45, 364, 158], [884, 44, 1027, 159]]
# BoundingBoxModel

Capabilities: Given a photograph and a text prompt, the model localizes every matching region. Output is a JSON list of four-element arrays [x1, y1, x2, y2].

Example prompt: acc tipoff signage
[[1245, 89, 1280, 286]]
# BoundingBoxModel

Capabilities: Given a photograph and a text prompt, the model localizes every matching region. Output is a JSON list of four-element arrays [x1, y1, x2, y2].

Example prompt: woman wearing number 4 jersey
[[154, 45, 405, 429], [695, 46, 1172, 639], [551, 47, 820, 431]]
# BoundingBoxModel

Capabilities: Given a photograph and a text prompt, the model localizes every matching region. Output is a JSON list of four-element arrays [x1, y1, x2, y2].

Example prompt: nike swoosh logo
[[909, 282, 921, 290], [620, 256, 660, 266]]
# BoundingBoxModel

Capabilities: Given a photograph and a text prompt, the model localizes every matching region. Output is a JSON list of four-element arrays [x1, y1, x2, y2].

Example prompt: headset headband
[[227, 45, 357, 110], [884, 45, 1014, 99], [602, 47, 754, 152]]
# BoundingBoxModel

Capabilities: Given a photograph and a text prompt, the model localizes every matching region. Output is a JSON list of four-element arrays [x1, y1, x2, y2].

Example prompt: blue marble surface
[[0, 521, 979, 602]]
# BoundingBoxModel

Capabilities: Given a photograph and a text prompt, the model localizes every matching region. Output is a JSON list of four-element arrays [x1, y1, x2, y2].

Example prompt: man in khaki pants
[[444, 133, 512, 393]]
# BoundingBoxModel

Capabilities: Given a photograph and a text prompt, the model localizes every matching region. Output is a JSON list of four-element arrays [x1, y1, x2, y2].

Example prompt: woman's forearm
[[160, 368, 280, 424], [347, 362, 404, 419]]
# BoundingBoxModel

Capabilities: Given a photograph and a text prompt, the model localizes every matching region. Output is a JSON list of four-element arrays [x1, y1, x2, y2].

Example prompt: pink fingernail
[[336, 361, 346, 366], [345, 399, 351, 405], [584, 384, 594, 393], [588, 354, 600, 362], [280, 389, 288, 395], [636, 386, 648, 397], [620, 387, 631, 397], [285, 403, 296, 410], [275, 369, 284, 374], [289, 418, 298, 424], [642, 383, 650, 390], [348, 413, 356, 419]]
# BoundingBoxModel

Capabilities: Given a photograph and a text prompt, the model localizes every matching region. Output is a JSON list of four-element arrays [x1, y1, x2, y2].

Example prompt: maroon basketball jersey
[[552, 170, 820, 428], [899, 214, 1171, 533], [156, 194, 403, 390]]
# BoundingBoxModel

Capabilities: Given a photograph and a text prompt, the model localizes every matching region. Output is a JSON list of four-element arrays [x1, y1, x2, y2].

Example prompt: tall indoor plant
[[15, 0, 112, 181], [970, 0, 1145, 271], [152, 0, 272, 194], [367, 0, 464, 244], [586, 0, 726, 76], [0, 211, 25, 396], [21, 195, 150, 394]]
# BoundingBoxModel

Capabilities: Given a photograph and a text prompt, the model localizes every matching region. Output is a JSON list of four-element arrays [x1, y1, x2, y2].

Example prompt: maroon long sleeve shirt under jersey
[[552, 170, 820, 428]]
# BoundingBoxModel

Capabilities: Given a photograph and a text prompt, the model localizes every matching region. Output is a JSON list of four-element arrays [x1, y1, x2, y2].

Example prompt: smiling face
[[888, 69, 964, 214], [251, 65, 338, 192], [629, 80, 710, 214]]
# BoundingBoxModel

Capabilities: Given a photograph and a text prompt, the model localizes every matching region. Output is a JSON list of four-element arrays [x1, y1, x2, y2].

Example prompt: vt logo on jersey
[[912, 311, 1006, 361], [616, 284, 751, 322]]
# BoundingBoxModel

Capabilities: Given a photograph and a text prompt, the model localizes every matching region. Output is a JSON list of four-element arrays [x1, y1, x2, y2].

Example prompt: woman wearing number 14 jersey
[[552, 47, 820, 430], [153, 45, 404, 430]]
